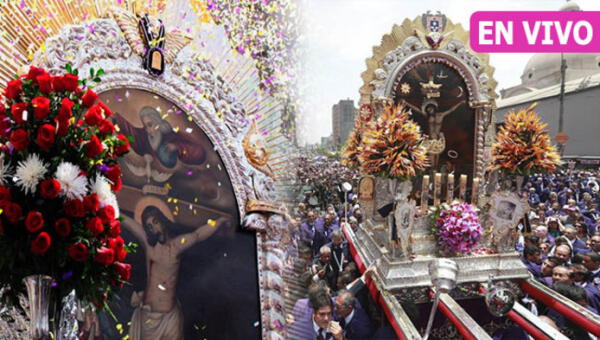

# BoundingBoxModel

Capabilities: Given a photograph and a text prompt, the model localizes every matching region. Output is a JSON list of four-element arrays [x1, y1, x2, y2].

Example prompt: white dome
[[521, 53, 600, 88], [559, 1, 581, 11]]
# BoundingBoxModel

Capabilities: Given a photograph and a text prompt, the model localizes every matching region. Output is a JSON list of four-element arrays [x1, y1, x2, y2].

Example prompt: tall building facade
[[331, 99, 357, 147]]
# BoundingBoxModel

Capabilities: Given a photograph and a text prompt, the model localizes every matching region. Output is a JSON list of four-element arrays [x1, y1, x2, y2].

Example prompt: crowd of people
[[516, 169, 600, 339], [286, 168, 600, 339], [287, 200, 399, 340]]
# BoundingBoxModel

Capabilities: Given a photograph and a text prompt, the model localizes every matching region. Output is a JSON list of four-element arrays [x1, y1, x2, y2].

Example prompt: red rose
[[98, 120, 115, 136], [64, 199, 85, 218], [108, 236, 124, 253], [0, 186, 11, 202], [25, 211, 44, 233], [5, 79, 22, 99], [57, 98, 74, 121], [81, 90, 98, 108], [11, 102, 28, 124], [85, 217, 104, 237], [115, 134, 130, 156], [98, 205, 116, 224], [9, 129, 29, 151], [83, 194, 100, 213], [95, 247, 114, 266], [108, 220, 121, 238], [39, 179, 60, 199], [32, 97, 51, 120], [5, 202, 22, 223], [67, 242, 88, 262], [36, 74, 53, 94], [26, 66, 45, 81], [56, 118, 70, 137], [113, 262, 131, 281], [84, 105, 103, 126], [51, 76, 65, 92], [54, 218, 71, 237], [105, 165, 121, 189], [0, 116, 10, 137], [62, 74, 79, 92], [31, 232, 51, 255], [36, 124, 56, 151], [116, 247, 127, 262], [84, 135, 104, 158], [98, 102, 113, 117]]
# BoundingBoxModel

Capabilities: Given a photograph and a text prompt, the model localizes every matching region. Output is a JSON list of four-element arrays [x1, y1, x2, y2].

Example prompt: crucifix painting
[[94, 88, 260, 340], [394, 62, 475, 180]]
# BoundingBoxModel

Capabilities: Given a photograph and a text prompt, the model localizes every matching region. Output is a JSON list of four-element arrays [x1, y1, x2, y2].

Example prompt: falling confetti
[[207, 219, 216, 227], [158, 284, 166, 291]]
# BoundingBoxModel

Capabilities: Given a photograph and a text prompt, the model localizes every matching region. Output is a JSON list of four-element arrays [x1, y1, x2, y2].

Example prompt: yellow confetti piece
[[207, 219, 216, 227], [173, 199, 178, 204], [165, 183, 172, 190], [122, 336, 130, 340], [167, 197, 173, 203], [180, 238, 186, 244]]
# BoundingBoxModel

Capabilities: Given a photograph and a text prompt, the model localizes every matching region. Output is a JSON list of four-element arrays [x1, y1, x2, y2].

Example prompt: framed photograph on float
[[488, 191, 529, 232]]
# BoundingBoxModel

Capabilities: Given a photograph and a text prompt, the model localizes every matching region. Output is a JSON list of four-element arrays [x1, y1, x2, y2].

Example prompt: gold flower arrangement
[[490, 103, 562, 175], [345, 104, 429, 180]]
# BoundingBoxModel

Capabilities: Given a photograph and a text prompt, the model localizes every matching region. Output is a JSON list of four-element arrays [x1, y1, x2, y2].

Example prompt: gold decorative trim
[[359, 15, 497, 105], [245, 199, 286, 215]]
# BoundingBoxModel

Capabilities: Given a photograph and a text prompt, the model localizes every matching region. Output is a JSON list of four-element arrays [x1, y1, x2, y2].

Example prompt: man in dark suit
[[326, 230, 350, 283], [289, 293, 344, 340], [334, 290, 372, 340], [311, 246, 337, 289], [582, 252, 600, 286]]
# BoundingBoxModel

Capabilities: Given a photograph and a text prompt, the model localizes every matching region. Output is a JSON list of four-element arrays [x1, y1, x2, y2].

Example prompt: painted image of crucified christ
[[402, 99, 464, 141], [122, 206, 229, 340]]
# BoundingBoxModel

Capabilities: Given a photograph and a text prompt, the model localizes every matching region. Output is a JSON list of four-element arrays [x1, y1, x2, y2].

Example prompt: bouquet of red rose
[[0, 64, 133, 309]]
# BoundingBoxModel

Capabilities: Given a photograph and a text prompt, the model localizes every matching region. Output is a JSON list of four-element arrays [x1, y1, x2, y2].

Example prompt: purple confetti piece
[[62, 271, 74, 280], [51, 281, 58, 287], [186, 171, 193, 176]]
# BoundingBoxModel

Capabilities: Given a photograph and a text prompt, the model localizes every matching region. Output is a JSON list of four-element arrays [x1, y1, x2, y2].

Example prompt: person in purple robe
[[522, 245, 542, 278]]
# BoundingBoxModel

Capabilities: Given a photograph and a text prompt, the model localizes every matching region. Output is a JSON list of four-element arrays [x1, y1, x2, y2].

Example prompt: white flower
[[0, 154, 12, 185], [14, 154, 47, 195], [90, 175, 119, 217], [55, 162, 88, 200]]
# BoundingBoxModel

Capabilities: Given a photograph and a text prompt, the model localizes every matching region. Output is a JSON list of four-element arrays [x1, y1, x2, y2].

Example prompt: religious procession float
[[339, 11, 600, 340]]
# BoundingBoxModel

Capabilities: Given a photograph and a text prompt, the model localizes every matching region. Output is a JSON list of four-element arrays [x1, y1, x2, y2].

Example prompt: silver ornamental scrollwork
[[34, 19, 132, 73]]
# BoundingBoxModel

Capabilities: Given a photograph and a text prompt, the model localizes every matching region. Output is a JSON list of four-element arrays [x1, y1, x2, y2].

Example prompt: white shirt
[[313, 319, 326, 338], [344, 309, 355, 326]]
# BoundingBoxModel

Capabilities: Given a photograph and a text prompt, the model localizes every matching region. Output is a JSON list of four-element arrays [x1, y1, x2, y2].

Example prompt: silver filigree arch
[[379, 47, 490, 105], [31, 16, 289, 340], [32, 18, 278, 218]]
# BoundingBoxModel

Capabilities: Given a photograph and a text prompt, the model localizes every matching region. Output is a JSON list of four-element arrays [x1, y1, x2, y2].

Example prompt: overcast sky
[[297, 0, 600, 145]]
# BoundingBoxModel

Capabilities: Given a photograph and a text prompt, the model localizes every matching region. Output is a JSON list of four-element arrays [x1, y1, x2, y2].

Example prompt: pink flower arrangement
[[432, 201, 483, 255]]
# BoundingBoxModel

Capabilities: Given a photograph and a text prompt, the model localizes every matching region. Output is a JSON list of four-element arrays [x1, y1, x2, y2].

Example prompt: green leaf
[[96, 69, 104, 77], [93, 77, 101, 83], [90, 67, 95, 78], [66, 64, 72, 73], [74, 69, 79, 76]]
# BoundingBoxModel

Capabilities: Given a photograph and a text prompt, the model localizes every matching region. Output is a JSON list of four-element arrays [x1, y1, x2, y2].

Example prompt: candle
[[421, 175, 430, 211], [434, 173, 442, 206], [446, 173, 454, 202], [471, 178, 480, 206], [459, 174, 467, 201]]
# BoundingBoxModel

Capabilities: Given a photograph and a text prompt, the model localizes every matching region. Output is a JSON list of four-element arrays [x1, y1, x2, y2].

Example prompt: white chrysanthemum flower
[[90, 175, 120, 217], [14, 153, 47, 195], [55, 162, 88, 200], [0, 154, 12, 185]]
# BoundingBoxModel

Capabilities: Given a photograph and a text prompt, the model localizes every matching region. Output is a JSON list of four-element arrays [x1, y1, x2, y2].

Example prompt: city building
[[332, 99, 357, 148]]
